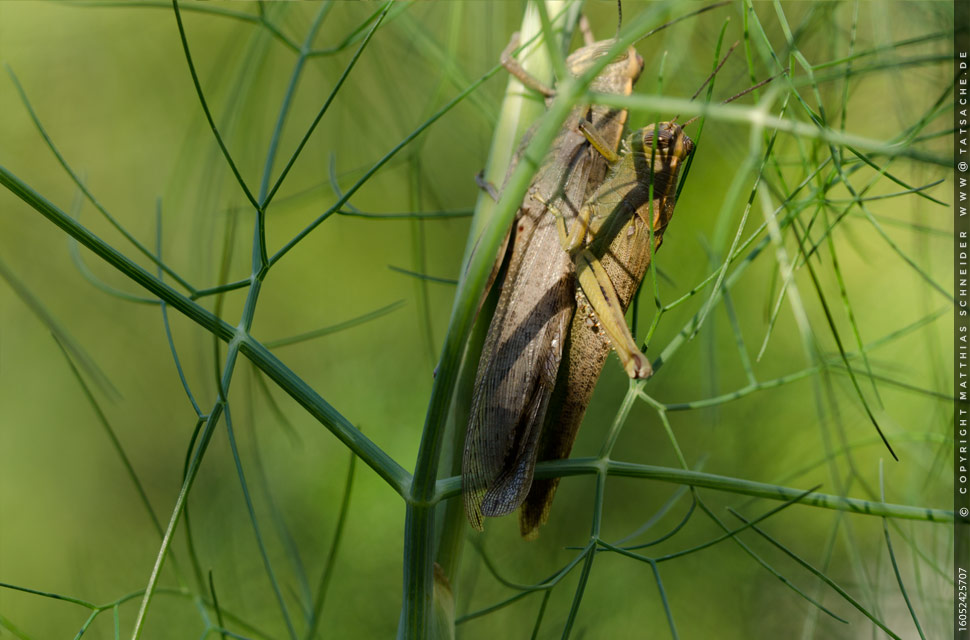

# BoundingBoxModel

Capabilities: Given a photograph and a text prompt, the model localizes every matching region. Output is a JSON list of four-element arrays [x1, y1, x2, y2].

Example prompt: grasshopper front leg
[[545, 119, 622, 252], [500, 33, 556, 98]]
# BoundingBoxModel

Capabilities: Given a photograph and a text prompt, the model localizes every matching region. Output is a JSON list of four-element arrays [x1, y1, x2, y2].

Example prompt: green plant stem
[[0, 165, 410, 493], [434, 459, 951, 523]]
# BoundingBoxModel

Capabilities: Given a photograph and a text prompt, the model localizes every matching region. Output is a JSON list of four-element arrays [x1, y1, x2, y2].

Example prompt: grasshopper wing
[[462, 204, 576, 531]]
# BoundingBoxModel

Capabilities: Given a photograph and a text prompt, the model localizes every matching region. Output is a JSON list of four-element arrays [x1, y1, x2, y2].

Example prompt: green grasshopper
[[519, 121, 694, 538], [462, 25, 644, 532]]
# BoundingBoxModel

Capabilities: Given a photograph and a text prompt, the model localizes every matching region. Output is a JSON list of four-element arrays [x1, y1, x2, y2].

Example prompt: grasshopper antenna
[[720, 69, 789, 104], [690, 40, 739, 102], [681, 67, 790, 128], [616, 0, 622, 39], [672, 39, 739, 122], [670, 40, 732, 121]]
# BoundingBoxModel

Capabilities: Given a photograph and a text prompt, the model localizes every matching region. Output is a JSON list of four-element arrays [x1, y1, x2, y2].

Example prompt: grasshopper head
[[625, 122, 695, 213], [566, 39, 644, 95], [629, 122, 695, 161]]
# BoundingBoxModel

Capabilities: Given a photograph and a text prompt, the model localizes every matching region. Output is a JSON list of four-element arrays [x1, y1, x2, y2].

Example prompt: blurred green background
[[0, 1, 953, 638]]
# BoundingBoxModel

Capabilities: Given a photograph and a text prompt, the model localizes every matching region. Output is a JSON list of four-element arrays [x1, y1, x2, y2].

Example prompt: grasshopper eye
[[657, 124, 676, 148], [654, 124, 694, 158], [637, 126, 663, 150]]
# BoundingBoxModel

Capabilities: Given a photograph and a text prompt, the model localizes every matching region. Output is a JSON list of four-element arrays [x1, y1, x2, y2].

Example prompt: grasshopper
[[462, 2, 731, 535], [514, 48, 789, 536], [518, 121, 694, 538], [462, 22, 644, 531]]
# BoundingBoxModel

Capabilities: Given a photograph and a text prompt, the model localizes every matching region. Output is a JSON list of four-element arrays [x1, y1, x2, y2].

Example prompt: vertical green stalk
[[398, 3, 578, 638], [433, 0, 581, 585]]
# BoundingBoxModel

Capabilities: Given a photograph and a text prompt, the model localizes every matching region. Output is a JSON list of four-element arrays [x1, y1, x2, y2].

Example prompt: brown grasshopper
[[461, 25, 644, 531], [518, 121, 694, 538], [461, 2, 734, 535]]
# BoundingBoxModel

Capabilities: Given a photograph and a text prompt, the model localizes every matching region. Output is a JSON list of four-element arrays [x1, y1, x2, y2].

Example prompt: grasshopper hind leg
[[534, 194, 650, 379], [575, 250, 652, 378], [578, 15, 596, 46], [501, 33, 555, 98]]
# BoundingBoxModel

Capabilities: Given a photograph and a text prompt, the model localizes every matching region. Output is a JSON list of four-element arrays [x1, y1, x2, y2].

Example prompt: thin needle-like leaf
[[728, 508, 904, 639], [305, 451, 357, 640], [264, 300, 405, 348], [880, 462, 927, 639]]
